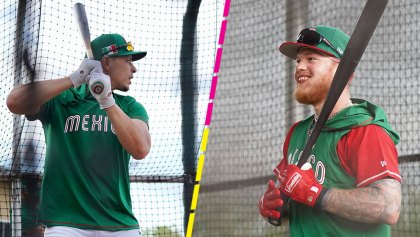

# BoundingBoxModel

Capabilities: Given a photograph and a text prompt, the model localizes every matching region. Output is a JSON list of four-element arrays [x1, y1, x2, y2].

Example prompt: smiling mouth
[[296, 75, 311, 83]]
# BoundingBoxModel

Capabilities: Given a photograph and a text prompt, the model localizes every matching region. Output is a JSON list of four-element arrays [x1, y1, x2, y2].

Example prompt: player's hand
[[278, 164, 328, 208], [259, 180, 283, 220], [87, 72, 115, 109], [68, 58, 101, 88]]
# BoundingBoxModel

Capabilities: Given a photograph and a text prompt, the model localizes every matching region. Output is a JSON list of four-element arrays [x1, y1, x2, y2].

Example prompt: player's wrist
[[70, 59, 102, 88], [303, 182, 326, 208], [98, 96, 115, 109], [87, 71, 114, 109], [314, 186, 329, 209], [68, 73, 83, 88]]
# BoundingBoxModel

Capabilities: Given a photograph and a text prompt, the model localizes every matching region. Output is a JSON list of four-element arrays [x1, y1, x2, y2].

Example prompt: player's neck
[[314, 99, 353, 121]]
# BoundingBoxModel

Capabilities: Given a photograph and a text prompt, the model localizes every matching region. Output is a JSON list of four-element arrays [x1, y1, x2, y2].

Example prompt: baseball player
[[258, 25, 401, 237], [7, 33, 150, 237]]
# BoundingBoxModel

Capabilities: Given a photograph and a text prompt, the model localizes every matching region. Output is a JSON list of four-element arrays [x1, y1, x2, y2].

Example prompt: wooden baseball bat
[[73, 3, 93, 59]]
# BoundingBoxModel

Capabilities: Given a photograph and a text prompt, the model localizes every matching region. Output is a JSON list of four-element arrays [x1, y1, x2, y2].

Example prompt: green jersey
[[28, 85, 148, 230], [286, 99, 399, 237]]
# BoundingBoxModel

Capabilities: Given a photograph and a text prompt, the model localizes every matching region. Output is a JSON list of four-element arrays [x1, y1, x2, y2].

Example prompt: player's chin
[[116, 84, 130, 92], [294, 90, 315, 105]]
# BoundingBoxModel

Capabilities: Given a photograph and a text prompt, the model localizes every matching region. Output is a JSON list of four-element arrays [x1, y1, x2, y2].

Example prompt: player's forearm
[[321, 178, 401, 224], [6, 77, 73, 115], [105, 105, 151, 159]]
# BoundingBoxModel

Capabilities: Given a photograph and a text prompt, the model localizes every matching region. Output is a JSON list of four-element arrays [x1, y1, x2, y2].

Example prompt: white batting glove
[[87, 72, 115, 109], [68, 58, 101, 88]]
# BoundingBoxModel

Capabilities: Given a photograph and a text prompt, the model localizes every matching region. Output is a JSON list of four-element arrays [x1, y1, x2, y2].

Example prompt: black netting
[[0, 0, 224, 236]]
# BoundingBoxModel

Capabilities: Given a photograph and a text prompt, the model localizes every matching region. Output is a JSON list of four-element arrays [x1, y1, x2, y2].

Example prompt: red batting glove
[[279, 164, 328, 208], [259, 180, 284, 220]]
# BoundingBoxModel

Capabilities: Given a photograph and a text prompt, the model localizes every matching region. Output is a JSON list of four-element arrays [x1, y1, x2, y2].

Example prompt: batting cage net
[[0, 0, 224, 236], [193, 0, 420, 236]]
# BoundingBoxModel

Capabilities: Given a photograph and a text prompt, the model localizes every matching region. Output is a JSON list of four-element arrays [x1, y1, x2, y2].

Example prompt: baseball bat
[[73, 3, 104, 94], [73, 3, 93, 59], [268, 0, 389, 226]]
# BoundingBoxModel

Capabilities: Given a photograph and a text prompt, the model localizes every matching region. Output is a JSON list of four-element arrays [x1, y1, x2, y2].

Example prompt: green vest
[[287, 99, 399, 237], [29, 85, 149, 230]]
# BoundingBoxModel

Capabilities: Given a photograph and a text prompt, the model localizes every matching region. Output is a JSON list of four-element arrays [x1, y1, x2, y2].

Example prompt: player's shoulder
[[113, 93, 147, 113], [290, 121, 302, 131], [113, 93, 140, 105], [348, 124, 389, 136], [341, 124, 394, 147], [113, 93, 135, 100]]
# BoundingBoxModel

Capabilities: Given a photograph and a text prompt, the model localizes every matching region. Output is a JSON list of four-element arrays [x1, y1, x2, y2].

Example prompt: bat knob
[[301, 163, 312, 170], [91, 82, 104, 94], [268, 217, 281, 226]]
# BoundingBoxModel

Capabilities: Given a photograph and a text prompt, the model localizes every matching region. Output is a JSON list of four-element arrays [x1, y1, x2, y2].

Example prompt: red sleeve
[[337, 124, 401, 187], [273, 122, 300, 177]]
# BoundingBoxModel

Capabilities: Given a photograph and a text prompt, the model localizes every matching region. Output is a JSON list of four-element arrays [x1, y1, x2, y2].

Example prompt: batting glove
[[259, 180, 283, 220], [278, 164, 328, 208], [68, 58, 101, 88], [87, 71, 115, 109]]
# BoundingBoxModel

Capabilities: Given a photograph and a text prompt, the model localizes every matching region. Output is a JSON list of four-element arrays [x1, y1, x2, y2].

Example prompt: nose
[[295, 60, 307, 71], [131, 64, 137, 73]]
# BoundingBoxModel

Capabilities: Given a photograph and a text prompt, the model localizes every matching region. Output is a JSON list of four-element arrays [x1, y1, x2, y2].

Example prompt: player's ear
[[101, 56, 111, 74]]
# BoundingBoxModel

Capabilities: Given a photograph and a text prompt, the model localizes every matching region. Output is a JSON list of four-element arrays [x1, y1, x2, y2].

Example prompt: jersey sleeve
[[337, 124, 401, 187], [26, 87, 80, 123], [26, 97, 56, 123], [124, 96, 149, 125], [273, 122, 300, 177]]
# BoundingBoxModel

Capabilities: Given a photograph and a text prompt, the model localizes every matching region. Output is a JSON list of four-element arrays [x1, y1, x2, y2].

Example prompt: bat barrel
[[73, 3, 94, 59]]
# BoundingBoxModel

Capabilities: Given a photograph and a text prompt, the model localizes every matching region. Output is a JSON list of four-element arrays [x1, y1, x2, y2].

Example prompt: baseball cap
[[91, 33, 147, 61], [279, 25, 349, 59]]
